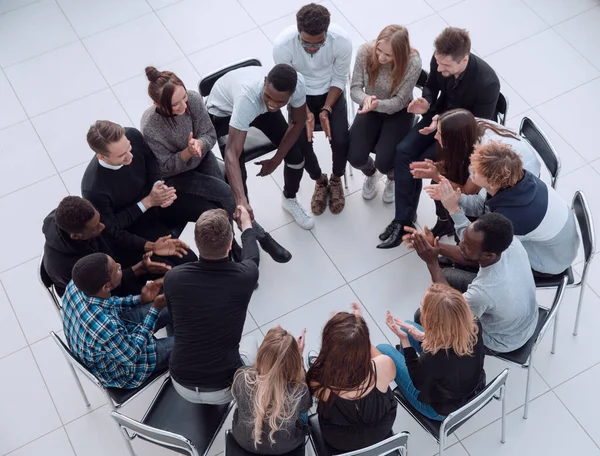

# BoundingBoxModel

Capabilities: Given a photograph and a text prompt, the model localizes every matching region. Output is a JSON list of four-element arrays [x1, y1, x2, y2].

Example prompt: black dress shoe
[[377, 221, 413, 249], [430, 217, 455, 238], [258, 233, 292, 263], [379, 220, 397, 241]]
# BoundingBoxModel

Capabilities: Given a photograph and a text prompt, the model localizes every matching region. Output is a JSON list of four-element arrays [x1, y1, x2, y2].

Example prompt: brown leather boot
[[311, 174, 329, 215], [329, 175, 345, 214]]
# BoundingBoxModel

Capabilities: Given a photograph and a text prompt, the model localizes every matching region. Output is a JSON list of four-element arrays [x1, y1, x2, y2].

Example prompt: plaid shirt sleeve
[[104, 304, 159, 366], [110, 294, 141, 312]]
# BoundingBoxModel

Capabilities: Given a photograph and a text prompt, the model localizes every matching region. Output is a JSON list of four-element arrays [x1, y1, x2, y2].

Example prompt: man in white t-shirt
[[273, 3, 352, 216], [206, 64, 313, 230]]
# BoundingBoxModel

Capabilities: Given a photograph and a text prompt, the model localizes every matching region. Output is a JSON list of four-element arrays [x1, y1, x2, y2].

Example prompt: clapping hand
[[358, 95, 380, 114], [425, 177, 461, 213], [407, 97, 430, 115], [385, 310, 408, 341], [140, 252, 171, 274], [402, 225, 436, 248], [153, 235, 190, 258], [187, 132, 203, 158], [418, 115, 439, 135], [410, 159, 440, 180], [395, 319, 424, 342], [140, 277, 163, 304]]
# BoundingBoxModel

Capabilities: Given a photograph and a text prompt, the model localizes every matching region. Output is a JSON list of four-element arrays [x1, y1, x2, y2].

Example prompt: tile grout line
[[3, 424, 66, 455], [0, 0, 43, 17], [551, 389, 600, 451]]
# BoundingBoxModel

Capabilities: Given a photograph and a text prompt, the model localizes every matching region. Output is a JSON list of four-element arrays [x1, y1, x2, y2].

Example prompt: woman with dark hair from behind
[[377, 283, 485, 420], [306, 303, 397, 453], [349, 24, 422, 204], [140, 66, 290, 263], [232, 326, 311, 455], [410, 108, 541, 238]]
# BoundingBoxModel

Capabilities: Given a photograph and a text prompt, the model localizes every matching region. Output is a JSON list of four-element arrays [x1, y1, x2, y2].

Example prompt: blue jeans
[[377, 322, 445, 421], [120, 303, 174, 372]]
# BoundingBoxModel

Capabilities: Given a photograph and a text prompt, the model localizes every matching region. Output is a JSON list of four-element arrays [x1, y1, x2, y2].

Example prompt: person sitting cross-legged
[[377, 283, 485, 421], [62, 253, 173, 389], [404, 212, 538, 353]]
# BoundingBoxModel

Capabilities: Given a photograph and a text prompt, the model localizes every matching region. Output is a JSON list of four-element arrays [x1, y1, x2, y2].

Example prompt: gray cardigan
[[140, 90, 217, 178]]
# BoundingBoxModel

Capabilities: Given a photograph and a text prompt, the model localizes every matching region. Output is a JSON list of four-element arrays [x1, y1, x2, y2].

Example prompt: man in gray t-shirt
[[206, 64, 315, 231], [407, 211, 538, 353]]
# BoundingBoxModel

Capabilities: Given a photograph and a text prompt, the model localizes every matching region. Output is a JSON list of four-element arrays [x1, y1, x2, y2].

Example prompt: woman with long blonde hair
[[348, 24, 422, 204], [231, 327, 311, 454], [376, 283, 485, 420]]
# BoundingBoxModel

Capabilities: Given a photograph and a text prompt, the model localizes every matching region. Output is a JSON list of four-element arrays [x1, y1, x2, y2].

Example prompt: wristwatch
[[320, 105, 332, 116]]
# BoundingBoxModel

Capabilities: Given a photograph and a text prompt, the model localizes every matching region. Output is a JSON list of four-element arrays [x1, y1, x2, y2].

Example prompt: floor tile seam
[[544, 359, 600, 391], [2, 424, 66, 456], [550, 386, 600, 450], [0, 0, 43, 18], [0, 254, 41, 276], [548, 3, 600, 29], [65, 9, 155, 41], [550, 20, 600, 73]]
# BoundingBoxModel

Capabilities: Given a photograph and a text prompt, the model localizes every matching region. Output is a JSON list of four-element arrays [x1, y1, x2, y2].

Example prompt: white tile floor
[[1, 0, 600, 454]]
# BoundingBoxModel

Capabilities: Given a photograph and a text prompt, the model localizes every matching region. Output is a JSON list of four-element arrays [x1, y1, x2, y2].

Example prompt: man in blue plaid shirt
[[62, 252, 173, 388]]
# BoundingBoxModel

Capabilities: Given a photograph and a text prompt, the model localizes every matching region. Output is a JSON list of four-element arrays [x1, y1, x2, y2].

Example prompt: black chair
[[496, 92, 509, 126], [51, 331, 168, 412], [394, 368, 509, 456], [111, 377, 234, 456], [199, 58, 276, 164], [519, 116, 561, 188], [38, 254, 62, 314], [224, 429, 306, 456], [492, 275, 568, 419], [533, 191, 596, 335], [308, 414, 409, 456]]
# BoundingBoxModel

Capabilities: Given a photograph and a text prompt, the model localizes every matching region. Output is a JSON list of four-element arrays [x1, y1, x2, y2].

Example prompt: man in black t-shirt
[[164, 206, 259, 405]]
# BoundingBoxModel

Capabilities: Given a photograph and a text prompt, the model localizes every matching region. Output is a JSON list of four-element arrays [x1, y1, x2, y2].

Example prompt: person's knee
[[374, 151, 393, 175], [347, 146, 369, 169], [376, 343, 394, 356]]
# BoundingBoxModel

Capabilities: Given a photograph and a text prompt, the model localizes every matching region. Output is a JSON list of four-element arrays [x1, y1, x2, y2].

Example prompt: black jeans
[[348, 109, 414, 178], [213, 111, 305, 199], [161, 150, 236, 225], [393, 115, 437, 222], [296, 93, 350, 178]]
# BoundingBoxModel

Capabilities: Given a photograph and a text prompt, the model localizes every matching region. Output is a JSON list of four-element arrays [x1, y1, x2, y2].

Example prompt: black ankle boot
[[430, 217, 455, 238], [377, 221, 412, 249], [259, 233, 292, 263]]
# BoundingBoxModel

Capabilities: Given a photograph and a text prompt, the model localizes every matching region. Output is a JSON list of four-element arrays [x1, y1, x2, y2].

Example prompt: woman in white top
[[411, 108, 541, 237], [348, 25, 422, 204]]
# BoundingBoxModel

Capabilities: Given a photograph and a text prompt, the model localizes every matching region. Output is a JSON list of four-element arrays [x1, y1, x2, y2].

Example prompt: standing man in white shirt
[[206, 63, 315, 230], [273, 3, 352, 216]]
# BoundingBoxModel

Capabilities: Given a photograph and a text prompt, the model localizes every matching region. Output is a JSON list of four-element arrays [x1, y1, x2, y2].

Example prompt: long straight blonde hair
[[233, 327, 306, 448], [420, 283, 479, 357], [367, 25, 417, 93]]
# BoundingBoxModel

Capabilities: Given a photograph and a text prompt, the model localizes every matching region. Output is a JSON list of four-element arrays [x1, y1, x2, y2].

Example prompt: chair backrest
[[439, 368, 509, 437], [199, 58, 262, 97], [519, 116, 561, 188], [416, 69, 428, 90], [38, 254, 62, 312], [534, 275, 568, 351], [111, 410, 198, 456], [572, 191, 596, 273], [495, 92, 508, 126], [50, 331, 106, 393], [339, 432, 409, 456]]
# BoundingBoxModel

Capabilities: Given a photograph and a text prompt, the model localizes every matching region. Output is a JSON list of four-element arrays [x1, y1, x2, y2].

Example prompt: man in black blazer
[[377, 27, 500, 249]]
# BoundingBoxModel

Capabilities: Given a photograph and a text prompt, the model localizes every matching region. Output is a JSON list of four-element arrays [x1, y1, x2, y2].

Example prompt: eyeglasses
[[298, 33, 327, 49]]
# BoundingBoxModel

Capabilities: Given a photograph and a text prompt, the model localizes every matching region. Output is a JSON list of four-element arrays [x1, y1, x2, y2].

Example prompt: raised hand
[[141, 252, 171, 274], [418, 115, 439, 136], [297, 328, 306, 354], [437, 177, 462, 213], [152, 235, 189, 258], [140, 278, 163, 304], [385, 310, 408, 340], [410, 159, 440, 180], [395, 319, 425, 342], [407, 97, 430, 115]]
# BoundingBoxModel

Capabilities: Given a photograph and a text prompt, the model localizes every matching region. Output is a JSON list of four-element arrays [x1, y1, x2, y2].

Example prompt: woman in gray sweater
[[141, 67, 290, 263], [348, 25, 422, 204]]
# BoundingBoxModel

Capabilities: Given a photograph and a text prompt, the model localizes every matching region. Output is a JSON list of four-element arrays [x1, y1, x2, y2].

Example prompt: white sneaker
[[282, 197, 315, 230], [362, 170, 381, 200], [382, 177, 395, 204]]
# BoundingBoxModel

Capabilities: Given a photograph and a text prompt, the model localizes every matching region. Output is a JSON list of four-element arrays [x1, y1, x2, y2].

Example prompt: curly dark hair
[[472, 213, 514, 255], [55, 196, 96, 234], [296, 3, 330, 35], [72, 253, 111, 295], [267, 64, 298, 93]]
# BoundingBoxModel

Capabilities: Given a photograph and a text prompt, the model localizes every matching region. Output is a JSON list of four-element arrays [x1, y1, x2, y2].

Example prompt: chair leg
[[117, 425, 136, 456], [438, 434, 445, 456], [523, 355, 534, 419], [500, 386, 507, 443], [573, 284, 586, 336], [343, 168, 348, 189], [552, 308, 560, 355], [68, 364, 90, 407]]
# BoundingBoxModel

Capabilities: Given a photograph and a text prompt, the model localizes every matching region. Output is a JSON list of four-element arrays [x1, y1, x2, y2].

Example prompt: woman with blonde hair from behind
[[348, 24, 422, 203], [377, 283, 485, 420], [231, 326, 311, 454]]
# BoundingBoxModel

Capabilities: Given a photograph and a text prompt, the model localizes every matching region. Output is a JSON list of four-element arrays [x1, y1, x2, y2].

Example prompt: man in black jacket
[[165, 205, 259, 404], [377, 27, 500, 249], [42, 196, 192, 296], [82, 120, 197, 266]]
